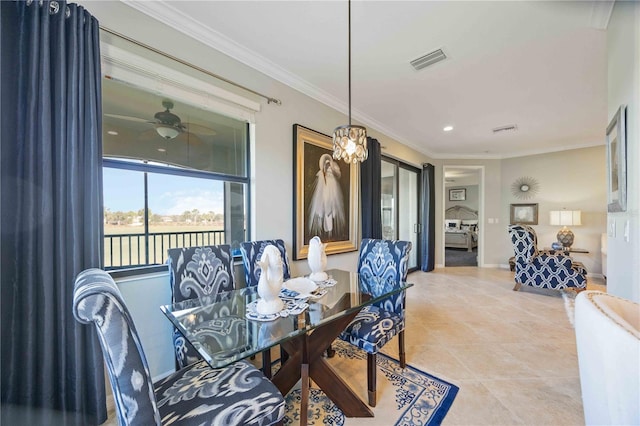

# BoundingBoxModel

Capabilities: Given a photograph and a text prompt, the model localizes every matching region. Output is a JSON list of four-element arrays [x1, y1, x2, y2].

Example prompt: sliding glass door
[[381, 158, 421, 272]]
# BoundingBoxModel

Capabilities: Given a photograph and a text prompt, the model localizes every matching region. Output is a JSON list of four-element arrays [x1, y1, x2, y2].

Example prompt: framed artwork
[[449, 188, 466, 201], [293, 124, 359, 260], [606, 105, 627, 212], [510, 203, 538, 225]]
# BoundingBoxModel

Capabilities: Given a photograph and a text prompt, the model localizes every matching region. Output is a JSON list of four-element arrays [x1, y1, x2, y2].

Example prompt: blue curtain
[[1, 1, 106, 424], [421, 163, 435, 271], [360, 137, 382, 239]]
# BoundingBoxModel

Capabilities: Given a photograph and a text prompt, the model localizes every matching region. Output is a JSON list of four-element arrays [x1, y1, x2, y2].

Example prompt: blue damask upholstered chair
[[509, 225, 587, 292], [239, 239, 292, 376], [167, 245, 238, 369], [340, 238, 412, 407], [240, 239, 291, 287], [72, 268, 285, 426]]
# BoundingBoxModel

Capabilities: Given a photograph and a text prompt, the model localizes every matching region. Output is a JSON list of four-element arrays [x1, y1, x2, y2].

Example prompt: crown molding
[[590, 1, 614, 30], [120, 0, 436, 158], [118, 0, 601, 163]]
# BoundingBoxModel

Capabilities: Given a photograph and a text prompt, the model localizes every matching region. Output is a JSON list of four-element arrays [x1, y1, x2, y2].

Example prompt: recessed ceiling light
[[443, 126, 453, 132], [157, 148, 166, 152], [107, 130, 119, 136]]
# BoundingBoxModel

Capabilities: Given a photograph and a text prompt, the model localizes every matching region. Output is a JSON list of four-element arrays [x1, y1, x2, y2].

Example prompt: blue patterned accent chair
[[509, 225, 587, 292], [167, 245, 238, 369], [72, 268, 285, 426], [240, 239, 292, 375], [240, 239, 291, 287], [339, 238, 412, 407]]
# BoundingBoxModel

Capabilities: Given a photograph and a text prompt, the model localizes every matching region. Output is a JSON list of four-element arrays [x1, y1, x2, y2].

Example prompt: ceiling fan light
[[156, 125, 179, 140]]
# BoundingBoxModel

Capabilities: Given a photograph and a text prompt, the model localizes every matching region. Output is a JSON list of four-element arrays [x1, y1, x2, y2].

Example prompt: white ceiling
[[123, 0, 611, 160]]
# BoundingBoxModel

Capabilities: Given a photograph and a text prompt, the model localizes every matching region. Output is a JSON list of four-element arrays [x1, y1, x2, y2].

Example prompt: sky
[[103, 168, 225, 215]]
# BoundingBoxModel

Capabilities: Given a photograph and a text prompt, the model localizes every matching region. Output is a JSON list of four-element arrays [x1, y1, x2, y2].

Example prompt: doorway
[[442, 166, 484, 267]]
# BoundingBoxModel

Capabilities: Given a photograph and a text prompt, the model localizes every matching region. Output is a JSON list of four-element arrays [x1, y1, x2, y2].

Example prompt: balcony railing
[[104, 229, 225, 269]]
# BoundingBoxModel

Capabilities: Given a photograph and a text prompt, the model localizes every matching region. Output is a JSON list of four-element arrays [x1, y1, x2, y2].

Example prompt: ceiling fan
[[105, 99, 216, 142]]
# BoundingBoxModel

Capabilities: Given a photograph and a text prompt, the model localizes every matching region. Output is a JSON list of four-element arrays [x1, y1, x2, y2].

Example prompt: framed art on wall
[[606, 105, 627, 212], [449, 188, 466, 201], [293, 124, 359, 260], [510, 203, 538, 225]]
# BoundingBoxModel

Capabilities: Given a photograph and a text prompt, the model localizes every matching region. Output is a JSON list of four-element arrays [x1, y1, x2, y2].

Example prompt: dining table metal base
[[271, 309, 374, 424]]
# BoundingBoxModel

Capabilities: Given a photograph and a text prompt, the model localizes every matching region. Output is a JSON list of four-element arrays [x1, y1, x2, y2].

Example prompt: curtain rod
[[99, 26, 282, 106]]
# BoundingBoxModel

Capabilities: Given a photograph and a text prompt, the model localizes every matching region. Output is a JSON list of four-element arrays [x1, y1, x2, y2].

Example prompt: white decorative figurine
[[256, 245, 285, 315], [307, 236, 328, 282]]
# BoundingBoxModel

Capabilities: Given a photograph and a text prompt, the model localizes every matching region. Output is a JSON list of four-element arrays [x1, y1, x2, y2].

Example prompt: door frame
[[442, 165, 485, 267]]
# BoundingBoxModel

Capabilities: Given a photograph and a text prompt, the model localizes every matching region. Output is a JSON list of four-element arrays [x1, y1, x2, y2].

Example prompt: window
[[102, 77, 250, 270]]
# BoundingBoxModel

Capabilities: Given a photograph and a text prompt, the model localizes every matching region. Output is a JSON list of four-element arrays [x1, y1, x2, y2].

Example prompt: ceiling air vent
[[492, 124, 518, 134], [410, 49, 447, 71]]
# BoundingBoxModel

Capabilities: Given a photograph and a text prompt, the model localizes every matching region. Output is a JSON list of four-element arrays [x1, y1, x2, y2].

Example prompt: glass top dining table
[[160, 268, 412, 370], [161, 268, 413, 423]]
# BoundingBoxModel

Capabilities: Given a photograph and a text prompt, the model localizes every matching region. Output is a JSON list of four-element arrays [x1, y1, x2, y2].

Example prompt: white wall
[[606, 2, 640, 302], [501, 146, 607, 276], [445, 184, 479, 211], [115, 271, 175, 380]]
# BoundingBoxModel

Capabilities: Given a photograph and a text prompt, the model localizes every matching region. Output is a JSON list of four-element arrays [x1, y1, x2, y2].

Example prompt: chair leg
[[513, 282, 521, 291], [262, 349, 272, 379], [367, 353, 377, 407], [326, 342, 335, 358], [398, 331, 406, 368]]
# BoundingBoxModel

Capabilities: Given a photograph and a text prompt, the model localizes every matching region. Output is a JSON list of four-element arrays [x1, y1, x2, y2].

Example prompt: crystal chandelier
[[332, 0, 367, 164]]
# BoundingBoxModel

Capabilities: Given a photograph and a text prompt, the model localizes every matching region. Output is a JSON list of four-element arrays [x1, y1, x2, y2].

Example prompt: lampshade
[[332, 0, 368, 164], [156, 124, 179, 140], [549, 210, 581, 226]]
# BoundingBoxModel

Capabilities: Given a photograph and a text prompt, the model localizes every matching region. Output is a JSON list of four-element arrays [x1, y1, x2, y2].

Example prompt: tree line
[[104, 208, 223, 225]]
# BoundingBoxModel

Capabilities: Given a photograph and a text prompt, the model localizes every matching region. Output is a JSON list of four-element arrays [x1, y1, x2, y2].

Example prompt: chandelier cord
[[348, 0, 352, 127]]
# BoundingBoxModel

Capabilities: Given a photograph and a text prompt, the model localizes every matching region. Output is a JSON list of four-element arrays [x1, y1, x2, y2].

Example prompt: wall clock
[[511, 176, 539, 200]]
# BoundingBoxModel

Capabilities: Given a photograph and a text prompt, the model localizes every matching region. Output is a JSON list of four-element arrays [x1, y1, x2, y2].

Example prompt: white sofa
[[575, 291, 639, 425]]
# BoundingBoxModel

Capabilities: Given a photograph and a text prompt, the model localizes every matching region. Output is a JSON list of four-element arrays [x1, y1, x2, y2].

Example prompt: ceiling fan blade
[[182, 122, 216, 136], [137, 128, 161, 141], [105, 113, 154, 124], [177, 131, 202, 145]]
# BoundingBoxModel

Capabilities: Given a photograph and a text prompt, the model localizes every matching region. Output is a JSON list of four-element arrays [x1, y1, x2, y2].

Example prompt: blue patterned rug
[[281, 340, 459, 425]]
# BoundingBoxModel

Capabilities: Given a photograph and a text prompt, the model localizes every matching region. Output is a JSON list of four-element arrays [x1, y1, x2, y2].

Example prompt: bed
[[445, 205, 479, 252]]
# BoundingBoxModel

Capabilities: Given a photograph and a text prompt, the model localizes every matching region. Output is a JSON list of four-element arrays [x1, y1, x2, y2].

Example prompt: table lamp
[[549, 210, 581, 248]]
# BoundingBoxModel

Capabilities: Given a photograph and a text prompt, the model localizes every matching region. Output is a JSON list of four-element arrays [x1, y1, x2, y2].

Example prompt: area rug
[[280, 340, 459, 425], [561, 289, 577, 327]]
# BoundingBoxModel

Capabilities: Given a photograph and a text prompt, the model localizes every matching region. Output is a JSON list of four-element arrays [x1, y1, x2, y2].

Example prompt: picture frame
[[510, 203, 538, 225], [293, 124, 359, 260], [606, 105, 627, 212], [449, 188, 466, 201]]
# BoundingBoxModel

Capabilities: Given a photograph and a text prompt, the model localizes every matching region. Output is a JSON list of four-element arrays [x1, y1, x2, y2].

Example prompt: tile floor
[[374, 266, 605, 426], [103, 266, 604, 425]]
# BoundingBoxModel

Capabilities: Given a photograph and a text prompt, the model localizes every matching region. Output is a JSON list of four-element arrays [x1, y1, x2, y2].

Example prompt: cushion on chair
[[155, 360, 285, 426], [509, 225, 587, 291], [168, 246, 236, 303], [240, 240, 291, 287], [339, 305, 404, 354], [340, 239, 411, 354], [167, 245, 237, 368], [358, 238, 411, 314], [73, 269, 285, 426]]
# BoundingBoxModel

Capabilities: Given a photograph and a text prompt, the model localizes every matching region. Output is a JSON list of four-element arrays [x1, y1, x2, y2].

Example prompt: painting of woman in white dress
[[308, 153, 347, 239]]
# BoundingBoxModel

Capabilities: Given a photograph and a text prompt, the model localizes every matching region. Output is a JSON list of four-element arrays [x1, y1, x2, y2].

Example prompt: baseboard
[[435, 263, 445, 268]]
